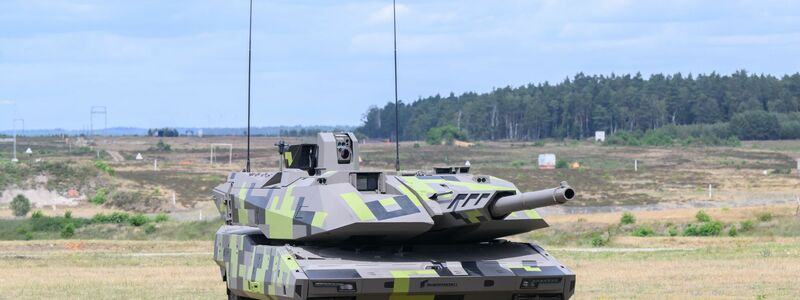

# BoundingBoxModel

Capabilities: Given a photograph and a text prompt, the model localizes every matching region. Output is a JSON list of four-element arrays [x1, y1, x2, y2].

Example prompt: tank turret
[[212, 132, 576, 243]]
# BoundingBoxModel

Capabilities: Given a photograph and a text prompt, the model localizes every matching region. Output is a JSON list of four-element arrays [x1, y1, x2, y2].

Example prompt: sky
[[1, 0, 800, 130]]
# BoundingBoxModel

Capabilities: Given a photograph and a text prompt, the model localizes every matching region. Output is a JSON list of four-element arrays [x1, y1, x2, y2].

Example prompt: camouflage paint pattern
[[213, 133, 577, 299]]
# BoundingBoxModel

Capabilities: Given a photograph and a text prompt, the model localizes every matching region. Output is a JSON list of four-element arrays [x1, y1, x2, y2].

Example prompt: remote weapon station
[[214, 2, 578, 300]]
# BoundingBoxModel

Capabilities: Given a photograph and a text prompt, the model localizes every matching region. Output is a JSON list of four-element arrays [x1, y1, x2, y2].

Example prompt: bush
[[30, 216, 82, 232], [728, 227, 738, 237], [64, 211, 72, 219], [510, 160, 526, 168], [94, 160, 116, 176], [605, 130, 641, 146], [426, 125, 468, 145], [620, 212, 636, 225], [740, 219, 755, 232], [154, 213, 169, 223], [590, 233, 606, 247], [129, 214, 150, 227], [92, 213, 110, 223], [555, 159, 569, 169], [144, 224, 157, 234], [533, 140, 545, 147], [108, 212, 130, 224], [758, 212, 773, 222], [778, 120, 800, 139], [695, 210, 712, 222], [668, 226, 679, 237], [93, 212, 133, 225], [684, 221, 723, 236], [158, 139, 172, 151], [89, 188, 109, 205], [31, 210, 44, 219], [604, 124, 740, 147], [61, 223, 75, 238], [730, 111, 780, 140], [10, 194, 31, 217], [632, 226, 656, 237]]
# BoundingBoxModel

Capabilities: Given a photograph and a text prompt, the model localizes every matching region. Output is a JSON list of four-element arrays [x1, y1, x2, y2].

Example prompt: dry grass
[[556, 234, 800, 299], [0, 240, 223, 300], [1, 238, 798, 299]]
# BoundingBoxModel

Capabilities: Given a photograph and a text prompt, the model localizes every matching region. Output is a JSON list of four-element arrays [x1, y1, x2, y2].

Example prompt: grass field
[[2, 137, 800, 299], [1, 236, 798, 299]]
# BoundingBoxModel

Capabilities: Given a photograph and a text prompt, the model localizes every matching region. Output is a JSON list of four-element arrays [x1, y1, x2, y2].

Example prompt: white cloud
[[0, 100, 15, 105]]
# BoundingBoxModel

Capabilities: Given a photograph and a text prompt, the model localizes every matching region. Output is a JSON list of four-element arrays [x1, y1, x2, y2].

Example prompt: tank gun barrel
[[490, 181, 575, 218]]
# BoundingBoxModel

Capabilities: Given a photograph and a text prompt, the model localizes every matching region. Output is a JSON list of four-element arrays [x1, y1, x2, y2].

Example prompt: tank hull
[[215, 226, 575, 300]]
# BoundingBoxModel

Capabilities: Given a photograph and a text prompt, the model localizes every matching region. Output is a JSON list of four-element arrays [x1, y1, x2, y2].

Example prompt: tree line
[[356, 71, 800, 142]]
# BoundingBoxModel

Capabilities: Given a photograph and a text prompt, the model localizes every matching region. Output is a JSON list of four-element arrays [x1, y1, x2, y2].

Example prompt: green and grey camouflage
[[213, 132, 577, 300]]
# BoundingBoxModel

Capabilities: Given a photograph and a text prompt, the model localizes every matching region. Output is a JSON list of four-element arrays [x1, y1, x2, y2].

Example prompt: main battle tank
[[213, 132, 577, 300]]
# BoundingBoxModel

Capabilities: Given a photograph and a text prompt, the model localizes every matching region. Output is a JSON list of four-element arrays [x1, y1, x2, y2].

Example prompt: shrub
[[510, 160, 526, 168], [758, 212, 773, 222], [620, 212, 636, 225], [94, 160, 116, 176], [730, 111, 780, 140], [684, 221, 723, 236], [590, 233, 606, 247], [533, 140, 545, 147], [668, 226, 679, 237], [413, 143, 420, 148], [89, 188, 109, 205], [632, 226, 656, 237], [31, 210, 44, 219], [129, 214, 150, 227], [555, 159, 569, 169], [605, 130, 641, 146], [426, 125, 468, 145], [152, 139, 172, 152], [728, 227, 738, 237], [740, 219, 755, 232], [92, 213, 110, 223], [61, 223, 75, 238], [108, 212, 130, 224], [695, 210, 712, 222], [144, 224, 157, 234], [64, 211, 72, 219], [154, 213, 169, 223], [10, 194, 31, 217], [93, 212, 132, 224], [23, 232, 34, 240]]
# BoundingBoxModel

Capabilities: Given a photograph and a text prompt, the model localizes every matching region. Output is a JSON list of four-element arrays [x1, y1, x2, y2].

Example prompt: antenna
[[245, 0, 253, 172], [393, 0, 400, 172]]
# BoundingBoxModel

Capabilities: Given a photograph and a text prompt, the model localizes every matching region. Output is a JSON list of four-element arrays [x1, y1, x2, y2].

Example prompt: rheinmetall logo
[[420, 280, 458, 288]]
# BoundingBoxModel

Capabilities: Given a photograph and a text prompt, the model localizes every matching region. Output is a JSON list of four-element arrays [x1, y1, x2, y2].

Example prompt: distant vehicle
[[212, 132, 577, 300]]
